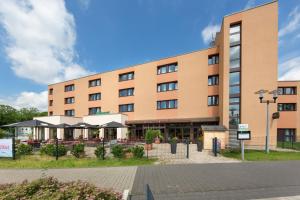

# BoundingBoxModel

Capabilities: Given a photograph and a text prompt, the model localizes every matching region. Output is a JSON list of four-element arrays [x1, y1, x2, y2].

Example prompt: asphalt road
[[130, 161, 300, 200]]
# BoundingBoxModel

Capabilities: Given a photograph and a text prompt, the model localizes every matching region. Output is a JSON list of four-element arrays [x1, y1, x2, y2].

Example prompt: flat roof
[[48, 46, 216, 86]]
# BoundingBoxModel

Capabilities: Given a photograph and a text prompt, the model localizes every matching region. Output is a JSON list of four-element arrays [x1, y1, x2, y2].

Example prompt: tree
[[0, 104, 47, 126], [0, 105, 18, 126]]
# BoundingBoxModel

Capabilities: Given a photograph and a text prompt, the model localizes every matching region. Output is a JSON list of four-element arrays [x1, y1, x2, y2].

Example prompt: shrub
[[40, 144, 67, 157], [0, 129, 6, 139], [95, 145, 106, 159], [0, 177, 122, 200], [170, 137, 178, 144], [71, 143, 85, 158], [16, 143, 33, 156], [111, 145, 124, 159], [131, 146, 144, 159], [145, 129, 155, 144]]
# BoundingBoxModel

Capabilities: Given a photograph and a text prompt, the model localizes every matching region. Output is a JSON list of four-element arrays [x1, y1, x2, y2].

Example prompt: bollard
[[12, 136, 16, 160], [55, 137, 59, 160], [186, 138, 189, 159], [102, 139, 105, 160]]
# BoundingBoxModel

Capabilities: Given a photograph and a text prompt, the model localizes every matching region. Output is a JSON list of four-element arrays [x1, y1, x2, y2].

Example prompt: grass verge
[[222, 149, 300, 161], [0, 155, 157, 169]]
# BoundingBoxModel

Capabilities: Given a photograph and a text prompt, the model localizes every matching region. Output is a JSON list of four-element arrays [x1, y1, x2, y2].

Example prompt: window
[[157, 82, 178, 92], [157, 99, 178, 110], [119, 88, 134, 97], [49, 88, 53, 95], [65, 97, 75, 104], [89, 93, 101, 101], [230, 46, 240, 69], [278, 87, 296, 95], [230, 72, 240, 85], [49, 100, 53, 106], [208, 96, 219, 106], [89, 79, 101, 87], [157, 63, 178, 74], [230, 86, 240, 95], [208, 75, 219, 86], [119, 72, 134, 82], [119, 104, 134, 112], [278, 103, 296, 111], [230, 25, 241, 46], [208, 54, 219, 65], [229, 97, 240, 104], [65, 109, 75, 116], [278, 129, 296, 142], [49, 111, 53, 116], [89, 107, 101, 115], [65, 84, 75, 92]]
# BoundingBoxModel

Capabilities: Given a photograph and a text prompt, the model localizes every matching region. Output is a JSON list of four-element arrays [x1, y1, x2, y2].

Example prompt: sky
[[0, 0, 299, 111]]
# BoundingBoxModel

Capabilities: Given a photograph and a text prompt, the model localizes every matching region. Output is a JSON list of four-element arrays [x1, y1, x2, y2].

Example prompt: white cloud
[[77, 0, 91, 10], [279, 6, 300, 37], [279, 56, 300, 81], [244, 0, 255, 10], [201, 24, 220, 45], [0, 91, 48, 111], [0, 0, 91, 85]]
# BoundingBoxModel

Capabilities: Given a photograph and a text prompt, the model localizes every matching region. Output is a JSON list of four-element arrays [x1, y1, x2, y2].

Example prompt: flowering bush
[[131, 146, 144, 159], [0, 177, 122, 200]]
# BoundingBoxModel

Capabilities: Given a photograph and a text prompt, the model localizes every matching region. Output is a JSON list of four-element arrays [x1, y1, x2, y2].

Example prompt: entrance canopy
[[54, 123, 71, 129], [2, 119, 55, 128], [70, 122, 98, 129], [100, 121, 127, 128]]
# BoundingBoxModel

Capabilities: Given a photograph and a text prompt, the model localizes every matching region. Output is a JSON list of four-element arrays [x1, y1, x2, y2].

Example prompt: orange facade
[[48, 2, 280, 147]]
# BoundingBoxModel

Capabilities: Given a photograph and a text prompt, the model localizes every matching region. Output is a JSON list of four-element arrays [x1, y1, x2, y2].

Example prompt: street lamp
[[255, 89, 278, 153]]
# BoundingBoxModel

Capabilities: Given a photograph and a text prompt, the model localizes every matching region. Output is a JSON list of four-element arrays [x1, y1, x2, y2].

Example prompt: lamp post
[[255, 89, 278, 153]]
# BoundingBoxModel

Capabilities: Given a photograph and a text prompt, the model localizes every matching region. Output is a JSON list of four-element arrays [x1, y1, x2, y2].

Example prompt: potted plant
[[144, 129, 154, 150], [154, 130, 163, 144], [170, 137, 178, 154], [196, 135, 203, 152]]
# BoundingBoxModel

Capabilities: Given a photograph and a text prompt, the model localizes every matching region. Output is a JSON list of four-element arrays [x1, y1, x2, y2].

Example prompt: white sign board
[[237, 131, 251, 140], [238, 124, 249, 131], [0, 139, 13, 158]]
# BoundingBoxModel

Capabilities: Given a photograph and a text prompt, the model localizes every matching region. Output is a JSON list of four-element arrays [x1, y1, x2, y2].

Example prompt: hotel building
[[46, 1, 282, 148]]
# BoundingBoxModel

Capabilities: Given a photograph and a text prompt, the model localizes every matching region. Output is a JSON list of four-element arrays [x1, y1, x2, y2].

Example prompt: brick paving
[[130, 161, 300, 200], [0, 166, 137, 192]]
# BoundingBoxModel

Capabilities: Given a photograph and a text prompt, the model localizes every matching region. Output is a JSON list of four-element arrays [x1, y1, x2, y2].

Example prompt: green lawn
[[277, 141, 300, 150], [222, 149, 300, 161], [0, 155, 157, 169]]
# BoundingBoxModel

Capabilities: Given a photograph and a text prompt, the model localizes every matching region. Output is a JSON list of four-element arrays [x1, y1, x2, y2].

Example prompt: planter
[[196, 141, 203, 152], [170, 143, 177, 154], [154, 137, 160, 144], [144, 143, 153, 150]]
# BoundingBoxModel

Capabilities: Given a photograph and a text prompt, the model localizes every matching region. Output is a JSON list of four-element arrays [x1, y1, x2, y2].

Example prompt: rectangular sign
[[237, 131, 251, 140], [0, 139, 13, 158], [238, 124, 249, 132]]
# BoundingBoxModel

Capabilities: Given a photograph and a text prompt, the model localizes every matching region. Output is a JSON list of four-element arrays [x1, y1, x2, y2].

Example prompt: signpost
[[237, 124, 251, 161]]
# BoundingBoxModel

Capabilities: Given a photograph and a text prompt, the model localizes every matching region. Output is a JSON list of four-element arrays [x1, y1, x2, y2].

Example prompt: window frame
[[64, 97, 75, 104], [157, 99, 178, 110], [157, 63, 178, 75], [119, 88, 135, 97], [88, 107, 101, 115], [208, 54, 219, 65], [157, 81, 178, 92], [208, 95, 219, 106], [89, 79, 101, 87], [119, 72, 134, 82], [64, 84, 75, 92], [89, 93, 101, 101], [208, 75, 219, 86], [119, 103, 134, 112], [278, 103, 297, 111], [64, 109, 75, 116]]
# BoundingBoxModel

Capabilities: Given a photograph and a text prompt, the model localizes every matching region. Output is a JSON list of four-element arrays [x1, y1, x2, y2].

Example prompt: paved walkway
[[0, 166, 137, 192], [130, 161, 300, 199]]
